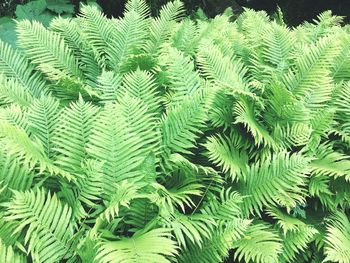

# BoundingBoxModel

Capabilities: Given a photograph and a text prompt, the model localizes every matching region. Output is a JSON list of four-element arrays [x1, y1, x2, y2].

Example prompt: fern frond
[[324, 211, 350, 263], [0, 239, 26, 263], [0, 148, 34, 200], [4, 189, 75, 263], [28, 96, 60, 158], [179, 218, 250, 263], [16, 20, 83, 79], [0, 75, 33, 107], [234, 97, 276, 148], [238, 152, 309, 215], [160, 47, 202, 107], [232, 222, 283, 263], [101, 180, 140, 222], [54, 96, 99, 173], [283, 36, 341, 110], [87, 97, 159, 194], [97, 71, 122, 102], [197, 42, 249, 93], [311, 143, 350, 182], [118, 69, 160, 114], [0, 40, 46, 96], [144, 0, 184, 55], [96, 228, 178, 263], [0, 124, 72, 180], [107, 11, 147, 71], [161, 89, 208, 156], [205, 133, 248, 181], [79, 5, 116, 65], [125, 0, 150, 19]]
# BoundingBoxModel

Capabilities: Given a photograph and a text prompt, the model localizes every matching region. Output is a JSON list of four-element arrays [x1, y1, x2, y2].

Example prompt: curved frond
[[96, 229, 178, 263], [4, 189, 75, 263], [16, 20, 83, 79]]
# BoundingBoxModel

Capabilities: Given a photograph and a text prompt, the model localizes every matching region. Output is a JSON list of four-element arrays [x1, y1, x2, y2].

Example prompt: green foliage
[[0, 1, 350, 263]]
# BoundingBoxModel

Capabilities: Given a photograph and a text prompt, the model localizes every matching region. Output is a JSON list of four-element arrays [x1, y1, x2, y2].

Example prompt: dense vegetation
[[0, 0, 350, 262]]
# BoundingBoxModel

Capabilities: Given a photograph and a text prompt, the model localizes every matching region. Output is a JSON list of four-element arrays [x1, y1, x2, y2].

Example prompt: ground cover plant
[[0, 0, 350, 262]]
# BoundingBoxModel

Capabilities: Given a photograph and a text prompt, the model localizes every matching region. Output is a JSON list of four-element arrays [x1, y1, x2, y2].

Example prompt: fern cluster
[[0, 1, 350, 262]]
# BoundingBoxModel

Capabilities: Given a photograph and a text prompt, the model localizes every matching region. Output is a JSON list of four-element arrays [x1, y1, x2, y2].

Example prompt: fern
[[0, 1, 349, 262]]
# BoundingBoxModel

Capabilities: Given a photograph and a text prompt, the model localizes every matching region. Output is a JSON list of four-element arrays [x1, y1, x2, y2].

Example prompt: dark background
[[95, 0, 350, 26], [1, 0, 350, 26]]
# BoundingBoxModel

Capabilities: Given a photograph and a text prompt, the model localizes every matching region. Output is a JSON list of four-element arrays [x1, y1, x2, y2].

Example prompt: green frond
[[237, 9, 270, 47], [197, 42, 249, 93], [283, 36, 341, 110], [16, 20, 83, 79], [161, 89, 208, 156], [202, 188, 243, 221], [118, 69, 160, 114], [4, 189, 75, 263], [0, 148, 34, 200], [171, 19, 199, 56], [125, 0, 150, 19], [76, 159, 105, 207], [261, 22, 295, 69], [0, 75, 33, 107], [97, 71, 122, 102], [0, 239, 26, 263], [161, 211, 215, 249], [273, 123, 312, 149], [331, 34, 350, 81], [50, 17, 83, 54], [79, 5, 116, 65], [0, 104, 29, 131], [54, 97, 99, 173], [266, 208, 306, 235], [144, 0, 184, 55], [207, 86, 234, 128], [280, 224, 318, 262], [0, 40, 46, 96], [159, 47, 202, 107], [124, 198, 159, 230], [100, 180, 140, 222], [107, 11, 147, 71], [234, 97, 276, 148], [237, 152, 309, 215], [0, 124, 72, 180], [232, 222, 283, 263], [311, 143, 350, 182], [28, 96, 60, 158], [96, 228, 178, 263], [204, 133, 248, 181], [87, 97, 159, 194], [179, 218, 250, 263], [324, 211, 350, 263], [153, 179, 203, 212]]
